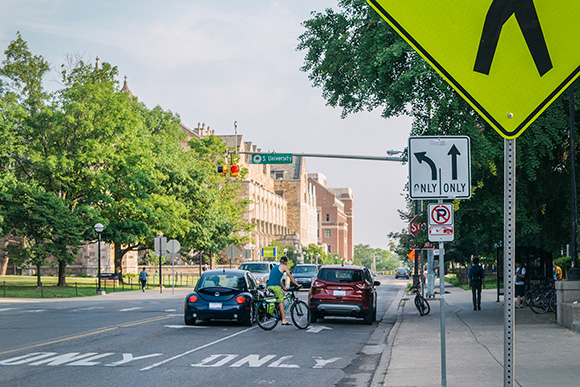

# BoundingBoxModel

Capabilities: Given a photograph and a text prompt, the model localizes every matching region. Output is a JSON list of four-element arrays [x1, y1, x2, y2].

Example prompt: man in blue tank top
[[267, 256, 301, 325]]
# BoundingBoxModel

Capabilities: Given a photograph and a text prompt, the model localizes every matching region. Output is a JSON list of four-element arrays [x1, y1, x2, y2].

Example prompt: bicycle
[[527, 278, 557, 314], [256, 284, 310, 330], [411, 281, 430, 316]]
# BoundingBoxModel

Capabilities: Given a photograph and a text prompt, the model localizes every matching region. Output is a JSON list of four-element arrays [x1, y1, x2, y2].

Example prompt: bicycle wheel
[[548, 292, 557, 313], [256, 301, 279, 330], [529, 295, 549, 314], [415, 294, 430, 316], [420, 296, 430, 316], [290, 300, 310, 329]]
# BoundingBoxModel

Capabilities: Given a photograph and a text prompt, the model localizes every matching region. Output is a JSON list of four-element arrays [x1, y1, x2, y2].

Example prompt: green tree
[[298, 1, 577, 262], [353, 244, 400, 272], [2, 184, 85, 286]]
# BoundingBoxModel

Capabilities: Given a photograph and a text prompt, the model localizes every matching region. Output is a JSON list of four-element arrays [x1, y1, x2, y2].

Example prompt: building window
[[275, 190, 284, 197], [325, 230, 331, 238], [275, 171, 284, 179], [326, 214, 330, 221], [327, 246, 331, 253]]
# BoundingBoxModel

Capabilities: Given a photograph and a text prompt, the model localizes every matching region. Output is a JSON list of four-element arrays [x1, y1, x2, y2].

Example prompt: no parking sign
[[428, 203, 454, 242]]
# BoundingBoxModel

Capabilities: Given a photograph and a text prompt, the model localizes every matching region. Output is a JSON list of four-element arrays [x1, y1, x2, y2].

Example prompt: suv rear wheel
[[363, 306, 374, 325], [309, 308, 318, 323]]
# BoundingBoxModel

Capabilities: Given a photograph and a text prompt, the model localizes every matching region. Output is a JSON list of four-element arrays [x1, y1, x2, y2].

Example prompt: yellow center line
[[0, 315, 171, 356]]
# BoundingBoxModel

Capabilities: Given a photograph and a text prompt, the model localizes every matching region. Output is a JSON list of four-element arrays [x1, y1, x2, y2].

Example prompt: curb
[[370, 288, 405, 387]]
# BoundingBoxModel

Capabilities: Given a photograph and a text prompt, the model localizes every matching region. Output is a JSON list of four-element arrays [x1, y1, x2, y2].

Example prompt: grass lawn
[[445, 273, 499, 290], [0, 274, 198, 298]]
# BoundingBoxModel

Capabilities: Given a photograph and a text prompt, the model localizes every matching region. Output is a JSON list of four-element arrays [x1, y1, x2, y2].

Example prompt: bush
[[554, 256, 572, 272]]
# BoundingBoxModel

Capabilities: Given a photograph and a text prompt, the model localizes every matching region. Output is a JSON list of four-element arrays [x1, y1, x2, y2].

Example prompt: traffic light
[[217, 164, 228, 176], [229, 164, 240, 177]]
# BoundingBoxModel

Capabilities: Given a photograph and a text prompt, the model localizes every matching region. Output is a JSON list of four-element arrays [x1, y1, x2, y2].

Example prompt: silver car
[[238, 261, 276, 286]]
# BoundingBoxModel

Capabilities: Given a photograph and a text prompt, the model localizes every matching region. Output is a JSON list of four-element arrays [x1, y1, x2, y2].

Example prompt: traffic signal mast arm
[[236, 151, 403, 162]]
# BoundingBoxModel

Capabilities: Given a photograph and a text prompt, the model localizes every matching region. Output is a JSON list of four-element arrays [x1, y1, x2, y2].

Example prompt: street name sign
[[409, 136, 471, 199], [251, 153, 293, 164], [367, 1, 580, 139]]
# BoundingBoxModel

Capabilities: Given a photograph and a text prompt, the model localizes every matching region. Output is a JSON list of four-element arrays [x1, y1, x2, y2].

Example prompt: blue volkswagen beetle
[[184, 269, 260, 326]]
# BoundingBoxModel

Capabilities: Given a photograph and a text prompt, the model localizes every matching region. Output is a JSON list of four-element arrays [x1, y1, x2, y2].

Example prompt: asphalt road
[[0, 275, 406, 387]]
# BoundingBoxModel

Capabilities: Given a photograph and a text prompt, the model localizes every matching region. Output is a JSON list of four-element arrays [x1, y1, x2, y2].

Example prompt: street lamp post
[[94, 223, 105, 295]]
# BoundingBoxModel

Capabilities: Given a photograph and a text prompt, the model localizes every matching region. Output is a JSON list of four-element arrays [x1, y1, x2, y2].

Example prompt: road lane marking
[[0, 315, 171, 356], [140, 326, 256, 371], [165, 325, 207, 329], [118, 307, 143, 312], [0, 308, 16, 312]]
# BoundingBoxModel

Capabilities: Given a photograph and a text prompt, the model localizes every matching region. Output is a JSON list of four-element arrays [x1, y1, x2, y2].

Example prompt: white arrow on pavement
[[306, 325, 332, 333]]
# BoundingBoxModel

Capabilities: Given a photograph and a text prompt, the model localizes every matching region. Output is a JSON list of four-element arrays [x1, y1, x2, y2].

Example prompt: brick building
[[309, 173, 354, 261]]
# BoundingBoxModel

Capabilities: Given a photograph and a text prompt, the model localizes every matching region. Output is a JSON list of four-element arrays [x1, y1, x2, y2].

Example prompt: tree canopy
[[0, 33, 250, 283], [298, 0, 577, 262]]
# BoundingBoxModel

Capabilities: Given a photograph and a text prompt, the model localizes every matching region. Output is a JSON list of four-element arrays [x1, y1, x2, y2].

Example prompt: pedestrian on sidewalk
[[139, 267, 149, 292], [553, 261, 562, 280], [515, 261, 527, 308], [468, 256, 485, 310]]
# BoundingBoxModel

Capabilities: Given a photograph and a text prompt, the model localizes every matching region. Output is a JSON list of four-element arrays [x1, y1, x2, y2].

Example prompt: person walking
[[515, 261, 527, 308], [468, 257, 485, 310], [139, 267, 149, 292]]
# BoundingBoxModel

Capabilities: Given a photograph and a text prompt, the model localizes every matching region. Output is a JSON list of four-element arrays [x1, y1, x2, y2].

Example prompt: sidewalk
[[374, 281, 580, 387]]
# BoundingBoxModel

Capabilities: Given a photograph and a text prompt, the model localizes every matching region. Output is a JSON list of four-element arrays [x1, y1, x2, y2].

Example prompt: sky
[[0, 0, 412, 251]]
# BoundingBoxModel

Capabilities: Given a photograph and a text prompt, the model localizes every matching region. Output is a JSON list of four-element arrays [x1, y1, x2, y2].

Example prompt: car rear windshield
[[318, 269, 363, 283], [239, 263, 270, 273], [293, 266, 318, 274], [199, 274, 243, 289]]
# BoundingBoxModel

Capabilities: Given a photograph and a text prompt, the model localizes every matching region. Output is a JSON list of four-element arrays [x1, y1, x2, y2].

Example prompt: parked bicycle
[[411, 280, 430, 316], [527, 278, 557, 314], [256, 284, 310, 330]]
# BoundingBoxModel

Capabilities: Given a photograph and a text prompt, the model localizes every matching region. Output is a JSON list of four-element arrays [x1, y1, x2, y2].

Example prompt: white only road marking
[[0, 308, 16, 312], [0, 352, 162, 367], [191, 354, 299, 368], [22, 310, 45, 313], [164, 309, 177, 312], [165, 325, 207, 329], [76, 307, 105, 311], [118, 307, 143, 312], [140, 326, 256, 371], [306, 325, 332, 333]]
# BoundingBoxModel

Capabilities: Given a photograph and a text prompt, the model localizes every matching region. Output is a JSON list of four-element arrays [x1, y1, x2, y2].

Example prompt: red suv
[[308, 265, 380, 325]]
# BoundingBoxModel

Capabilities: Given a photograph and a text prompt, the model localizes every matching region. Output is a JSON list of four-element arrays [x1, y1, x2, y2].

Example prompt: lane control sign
[[409, 136, 471, 200]]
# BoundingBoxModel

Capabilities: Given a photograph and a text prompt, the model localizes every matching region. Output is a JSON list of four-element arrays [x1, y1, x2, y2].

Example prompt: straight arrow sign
[[448, 144, 460, 180]]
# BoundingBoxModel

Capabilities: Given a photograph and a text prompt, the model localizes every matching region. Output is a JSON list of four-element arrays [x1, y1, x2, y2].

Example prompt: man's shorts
[[267, 286, 284, 303]]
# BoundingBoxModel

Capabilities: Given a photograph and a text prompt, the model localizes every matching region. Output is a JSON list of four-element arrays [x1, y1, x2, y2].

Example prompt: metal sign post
[[154, 235, 167, 294], [439, 239, 446, 387], [167, 240, 180, 295], [504, 139, 516, 386]]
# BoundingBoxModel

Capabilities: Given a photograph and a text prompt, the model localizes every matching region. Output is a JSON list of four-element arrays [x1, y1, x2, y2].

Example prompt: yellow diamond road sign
[[367, 0, 580, 139]]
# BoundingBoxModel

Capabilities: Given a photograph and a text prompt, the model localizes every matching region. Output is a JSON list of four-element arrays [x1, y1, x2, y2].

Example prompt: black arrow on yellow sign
[[474, 0, 553, 77]]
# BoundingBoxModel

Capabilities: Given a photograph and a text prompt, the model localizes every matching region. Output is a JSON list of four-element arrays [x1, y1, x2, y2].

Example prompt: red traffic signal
[[229, 164, 240, 177]]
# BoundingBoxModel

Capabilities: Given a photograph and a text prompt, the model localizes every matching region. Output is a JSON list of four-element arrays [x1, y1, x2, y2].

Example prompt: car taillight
[[356, 283, 371, 290], [188, 295, 198, 303], [235, 296, 246, 304], [312, 280, 325, 288]]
